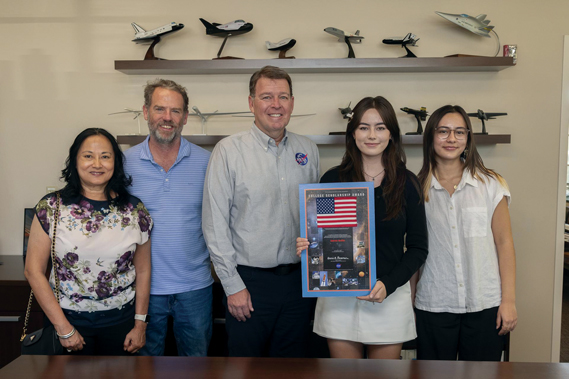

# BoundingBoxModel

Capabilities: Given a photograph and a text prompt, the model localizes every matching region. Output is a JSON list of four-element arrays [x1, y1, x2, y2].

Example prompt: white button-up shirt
[[415, 170, 510, 313]]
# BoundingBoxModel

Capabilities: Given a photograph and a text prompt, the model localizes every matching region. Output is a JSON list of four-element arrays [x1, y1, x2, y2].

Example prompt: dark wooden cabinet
[[0, 256, 44, 368]]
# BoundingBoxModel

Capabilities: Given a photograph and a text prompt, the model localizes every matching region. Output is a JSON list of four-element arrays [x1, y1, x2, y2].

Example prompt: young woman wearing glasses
[[414, 105, 517, 361]]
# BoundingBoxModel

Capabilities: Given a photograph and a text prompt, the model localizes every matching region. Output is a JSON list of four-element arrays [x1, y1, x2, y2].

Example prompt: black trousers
[[224, 264, 314, 357], [64, 317, 135, 356], [415, 306, 505, 361]]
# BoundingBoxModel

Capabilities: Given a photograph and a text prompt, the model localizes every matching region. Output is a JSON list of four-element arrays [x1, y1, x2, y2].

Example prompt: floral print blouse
[[36, 194, 152, 312]]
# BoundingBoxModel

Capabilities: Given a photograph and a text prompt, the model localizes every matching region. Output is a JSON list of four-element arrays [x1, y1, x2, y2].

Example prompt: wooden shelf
[[115, 57, 514, 75], [117, 134, 511, 146]]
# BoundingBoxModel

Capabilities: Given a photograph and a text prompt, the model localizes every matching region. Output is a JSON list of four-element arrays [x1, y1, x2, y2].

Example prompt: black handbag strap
[[21, 192, 61, 341]]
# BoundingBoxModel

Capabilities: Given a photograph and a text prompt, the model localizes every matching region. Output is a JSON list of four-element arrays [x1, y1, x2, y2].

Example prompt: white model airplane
[[232, 113, 316, 118], [131, 22, 184, 43], [324, 27, 364, 58], [435, 12, 494, 38], [266, 38, 297, 59], [190, 106, 251, 135], [110, 107, 251, 135], [324, 27, 364, 43], [266, 38, 296, 51]]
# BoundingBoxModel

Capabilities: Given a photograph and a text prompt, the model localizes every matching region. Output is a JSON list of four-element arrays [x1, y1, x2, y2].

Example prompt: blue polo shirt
[[124, 136, 213, 295]]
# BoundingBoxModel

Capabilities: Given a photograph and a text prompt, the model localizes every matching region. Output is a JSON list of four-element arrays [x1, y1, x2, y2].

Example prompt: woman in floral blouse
[[25, 128, 152, 355]]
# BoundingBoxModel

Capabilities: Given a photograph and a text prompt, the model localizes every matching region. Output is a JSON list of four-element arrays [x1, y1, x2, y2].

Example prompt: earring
[[461, 148, 469, 160]]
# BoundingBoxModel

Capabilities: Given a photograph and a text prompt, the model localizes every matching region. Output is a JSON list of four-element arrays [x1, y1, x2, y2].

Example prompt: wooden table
[[2, 356, 569, 379]]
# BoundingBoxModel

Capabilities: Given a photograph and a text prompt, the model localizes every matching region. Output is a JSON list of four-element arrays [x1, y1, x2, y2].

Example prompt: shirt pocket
[[462, 207, 487, 238]]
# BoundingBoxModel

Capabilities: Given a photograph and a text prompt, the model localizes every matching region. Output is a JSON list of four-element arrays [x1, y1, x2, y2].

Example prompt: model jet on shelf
[[324, 27, 364, 58], [467, 109, 507, 135], [339, 102, 353, 119], [327, 103, 353, 135], [110, 106, 251, 136], [200, 19, 253, 36], [190, 106, 251, 135], [131, 22, 184, 60], [200, 18, 253, 59], [435, 12, 494, 38], [109, 108, 144, 135], [266, 38, 297, 59], [401, 107, 428, 135], [382, 33, 420, 58]]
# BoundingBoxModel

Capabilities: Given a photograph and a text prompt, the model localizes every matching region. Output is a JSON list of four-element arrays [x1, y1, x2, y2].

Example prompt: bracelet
[[57, 327, 76, 339]]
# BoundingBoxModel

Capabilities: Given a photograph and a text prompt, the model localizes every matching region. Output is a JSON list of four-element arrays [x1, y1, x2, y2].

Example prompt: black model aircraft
[[467, 109, 507, 135], [382, 33, 420, 58], [401, 107, 428, 135], [339, 102, 353, 119], [199, 19, 253, 36], [199, 18, 253, 59]]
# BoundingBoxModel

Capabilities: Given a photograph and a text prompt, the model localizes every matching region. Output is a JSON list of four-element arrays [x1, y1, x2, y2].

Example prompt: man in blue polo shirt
[[124, 79, 212, 356]]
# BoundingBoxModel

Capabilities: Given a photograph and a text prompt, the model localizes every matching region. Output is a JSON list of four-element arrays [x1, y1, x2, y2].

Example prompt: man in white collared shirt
[[202, 66, 319, 357]]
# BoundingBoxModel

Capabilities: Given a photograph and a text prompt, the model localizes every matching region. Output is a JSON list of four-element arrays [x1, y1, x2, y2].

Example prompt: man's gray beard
[[149, 123, 181, 145]]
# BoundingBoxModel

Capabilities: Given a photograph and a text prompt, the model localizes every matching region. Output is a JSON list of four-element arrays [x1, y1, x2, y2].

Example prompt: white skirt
[[313, 281, 416, 344]]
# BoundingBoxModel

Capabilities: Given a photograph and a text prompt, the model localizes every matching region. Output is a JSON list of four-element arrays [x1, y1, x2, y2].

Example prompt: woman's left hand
[[123, 321, 146, 353], [357, 280, 387, 304], [496, 302, 517, 336]]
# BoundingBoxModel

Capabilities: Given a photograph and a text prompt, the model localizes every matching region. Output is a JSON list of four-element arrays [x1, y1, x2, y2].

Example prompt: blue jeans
[[140, 285, 213, 356]]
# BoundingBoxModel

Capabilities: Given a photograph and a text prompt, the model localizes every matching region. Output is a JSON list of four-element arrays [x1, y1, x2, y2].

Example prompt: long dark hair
[[417, 105, 507, 201], [60, 128, 132, 206], [338, 96, 410, 220]]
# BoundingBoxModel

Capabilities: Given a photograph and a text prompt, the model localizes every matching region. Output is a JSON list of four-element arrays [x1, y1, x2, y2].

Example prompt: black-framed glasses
[[435, 126, 469, 140]]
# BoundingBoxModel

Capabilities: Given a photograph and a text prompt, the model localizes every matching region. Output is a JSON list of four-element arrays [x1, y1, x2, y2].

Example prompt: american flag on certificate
[[316, 197, 357, 228]]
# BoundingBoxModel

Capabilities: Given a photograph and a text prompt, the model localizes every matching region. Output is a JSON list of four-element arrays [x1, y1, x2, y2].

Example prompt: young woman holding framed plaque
[[297, 96, 428, 359]]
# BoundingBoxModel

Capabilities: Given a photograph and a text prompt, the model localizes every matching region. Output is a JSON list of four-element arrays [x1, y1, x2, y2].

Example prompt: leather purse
[[21, 192, 64, 355]]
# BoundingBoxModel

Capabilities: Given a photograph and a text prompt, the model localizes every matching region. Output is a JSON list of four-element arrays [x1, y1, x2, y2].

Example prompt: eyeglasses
[[435, 127, 469, 140]]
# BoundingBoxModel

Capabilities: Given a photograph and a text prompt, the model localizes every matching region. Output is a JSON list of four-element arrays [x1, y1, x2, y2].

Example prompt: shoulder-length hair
[[60, 128, 132, 206], [338, 96, 410, 220], [417, 105, 507, 201]]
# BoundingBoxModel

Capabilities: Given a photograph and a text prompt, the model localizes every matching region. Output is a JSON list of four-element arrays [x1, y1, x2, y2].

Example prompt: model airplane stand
[[401, 107, 428, 135], [344, 37, 357, 59], [214, 34, 244, 60], [277, 48, 294, 59], [143, 37, 166, 60], [402, 45, 417, 58]]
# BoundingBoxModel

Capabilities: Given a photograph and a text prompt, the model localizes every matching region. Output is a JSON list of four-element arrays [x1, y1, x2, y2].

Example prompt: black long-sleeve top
[[320, 167, 428, 297]]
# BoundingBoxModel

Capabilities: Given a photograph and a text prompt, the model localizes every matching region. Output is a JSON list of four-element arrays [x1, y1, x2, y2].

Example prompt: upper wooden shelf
[[114, 57, 515, 75], [117, 134, 511, 146]]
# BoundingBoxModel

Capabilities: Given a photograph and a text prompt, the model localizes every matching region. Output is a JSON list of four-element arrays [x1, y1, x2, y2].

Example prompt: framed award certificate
[[299, 182, 376, 297]]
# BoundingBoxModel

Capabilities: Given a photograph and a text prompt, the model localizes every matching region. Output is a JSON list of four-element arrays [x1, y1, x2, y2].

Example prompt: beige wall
[[0, 0, 566, 362]]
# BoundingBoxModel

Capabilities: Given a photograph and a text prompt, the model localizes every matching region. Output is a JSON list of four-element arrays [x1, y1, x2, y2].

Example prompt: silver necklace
[[364, 169, 385, 181]]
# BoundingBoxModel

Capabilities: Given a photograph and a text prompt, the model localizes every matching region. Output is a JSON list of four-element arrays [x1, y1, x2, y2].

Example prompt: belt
[[238, 263, 300, 276]]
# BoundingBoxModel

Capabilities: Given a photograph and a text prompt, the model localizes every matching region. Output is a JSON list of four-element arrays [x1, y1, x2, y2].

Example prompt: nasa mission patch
[[295, 152, 308, 166]]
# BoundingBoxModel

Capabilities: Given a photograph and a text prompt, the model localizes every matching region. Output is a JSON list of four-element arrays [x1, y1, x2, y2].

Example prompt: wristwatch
[[134, 314, 150, 323]]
